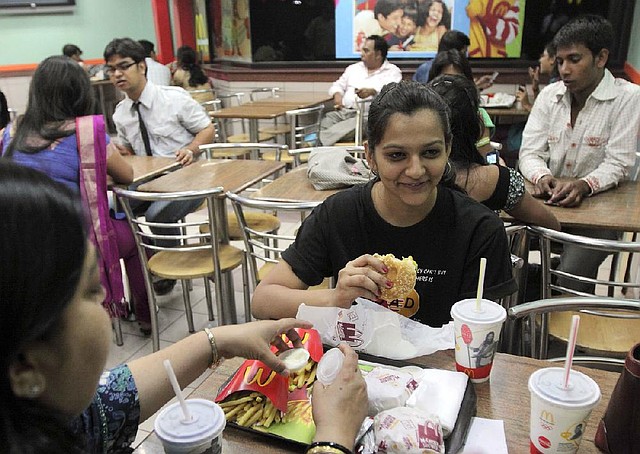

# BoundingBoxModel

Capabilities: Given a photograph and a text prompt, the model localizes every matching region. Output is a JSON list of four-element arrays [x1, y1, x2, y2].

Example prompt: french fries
[[282, 399, 313, 424], [219, 391, 282, 428], [288, 358, 317, 391]]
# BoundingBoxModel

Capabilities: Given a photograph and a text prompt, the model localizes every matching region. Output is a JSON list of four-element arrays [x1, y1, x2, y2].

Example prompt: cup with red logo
[[528, 367, 601, 454], [450, 298, 506, 383]]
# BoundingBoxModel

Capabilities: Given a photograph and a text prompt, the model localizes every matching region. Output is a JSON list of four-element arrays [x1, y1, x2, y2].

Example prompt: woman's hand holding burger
[[330, 253, 417, 308]]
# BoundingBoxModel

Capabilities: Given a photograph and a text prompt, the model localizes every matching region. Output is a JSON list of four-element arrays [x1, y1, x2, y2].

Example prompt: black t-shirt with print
[[282, 181, 517, 327]]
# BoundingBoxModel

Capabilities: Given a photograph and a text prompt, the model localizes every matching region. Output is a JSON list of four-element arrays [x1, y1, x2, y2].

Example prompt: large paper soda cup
[[154, 398, 225, 454], [528, 367, 601, 454], [450, 298, 506, 383]]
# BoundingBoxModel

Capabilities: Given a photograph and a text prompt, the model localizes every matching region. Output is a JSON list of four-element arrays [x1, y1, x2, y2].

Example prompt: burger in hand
[[373, 253, 418, 301]]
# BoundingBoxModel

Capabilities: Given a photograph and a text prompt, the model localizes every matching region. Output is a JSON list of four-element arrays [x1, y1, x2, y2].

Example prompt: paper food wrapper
[[406, 369, 468, 437], [296, 298, 454, 359], [374, 407, 445, 454], [365, 366, 419, 415]]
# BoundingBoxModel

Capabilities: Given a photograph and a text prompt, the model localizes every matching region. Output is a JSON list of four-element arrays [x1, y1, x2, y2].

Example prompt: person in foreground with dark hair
[[0, 160, 367, 454], [171, 45, 215, 103], [254, 80, 516, 327], [138, 39, 171, 86], [519, 15, 639, 293], [320, 34, 401, 146], [429, 74, 559, 231]]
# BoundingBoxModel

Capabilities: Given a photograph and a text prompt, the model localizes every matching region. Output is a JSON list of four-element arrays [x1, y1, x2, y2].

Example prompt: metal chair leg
[[242, 252, 251, 323], [204, 276, 215, 321], [112, 317, 124, 346], [182, 279, 195, 332]]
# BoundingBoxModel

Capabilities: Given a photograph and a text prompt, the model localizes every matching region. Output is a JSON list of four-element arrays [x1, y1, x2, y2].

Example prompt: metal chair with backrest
[[113, 186, 249, 351], [523, 225, 640, 360], [508, 297, 640, 371], [261, 105, 324, 166], [250, 87, 291, 138], [213, 92, 275, 143], [196, 143, 287, 241], [226, 192, 330, 313]]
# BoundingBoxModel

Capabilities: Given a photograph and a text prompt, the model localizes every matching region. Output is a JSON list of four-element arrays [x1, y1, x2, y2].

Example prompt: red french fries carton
[[215, 359, 289, 412]]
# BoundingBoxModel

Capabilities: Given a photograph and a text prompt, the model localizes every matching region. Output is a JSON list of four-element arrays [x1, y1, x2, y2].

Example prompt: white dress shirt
[[113, 80, 211, 157], [519, 69, 639, 194], [144, 57, 171, 86], [328, 60, 402, 109]]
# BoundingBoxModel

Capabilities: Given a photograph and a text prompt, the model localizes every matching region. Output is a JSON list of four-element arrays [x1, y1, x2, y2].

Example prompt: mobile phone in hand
[[486, 150, 499, 165]]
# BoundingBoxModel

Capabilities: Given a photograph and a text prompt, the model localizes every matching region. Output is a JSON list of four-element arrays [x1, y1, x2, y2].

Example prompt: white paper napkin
[[460, 417, 508, 454], [405, 368, 468, 436]]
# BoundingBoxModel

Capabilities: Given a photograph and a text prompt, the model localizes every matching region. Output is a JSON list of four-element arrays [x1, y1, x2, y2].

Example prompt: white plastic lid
[[279, 347, 310, 372], [450, 298, 507, 325], [528, 367, 601, 410], [154, 399, 225, 447], [316, 348, 345, 386]]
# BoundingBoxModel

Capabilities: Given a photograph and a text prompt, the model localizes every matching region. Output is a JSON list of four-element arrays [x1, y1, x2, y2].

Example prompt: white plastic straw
[[163, 359, 192, 421], [475, 258, 487, 312], [563, 315, 581, 389]]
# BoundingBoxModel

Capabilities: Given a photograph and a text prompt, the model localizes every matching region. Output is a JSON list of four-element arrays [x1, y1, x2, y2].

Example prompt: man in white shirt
[[519, 15, 640, 293], [138, 39, 171, 86], [104, 37, 215, 295], [320, 35, 402, 146]]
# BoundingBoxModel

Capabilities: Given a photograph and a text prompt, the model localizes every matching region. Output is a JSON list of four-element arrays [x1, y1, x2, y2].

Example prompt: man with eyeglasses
[[104, 37, 214, 295]]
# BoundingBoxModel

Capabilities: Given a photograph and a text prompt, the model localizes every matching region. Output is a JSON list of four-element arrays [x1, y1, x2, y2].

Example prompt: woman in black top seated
[[428, 74, 559, 230], [253, 80, 518, 328]]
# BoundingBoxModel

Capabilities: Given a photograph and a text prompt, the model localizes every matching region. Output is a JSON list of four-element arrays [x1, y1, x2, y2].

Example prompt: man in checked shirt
[[519, 15, 640, 293]]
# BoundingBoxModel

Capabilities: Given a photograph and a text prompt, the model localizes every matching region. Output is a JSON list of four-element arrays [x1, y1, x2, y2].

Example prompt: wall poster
[[336, 0, 526, 59]]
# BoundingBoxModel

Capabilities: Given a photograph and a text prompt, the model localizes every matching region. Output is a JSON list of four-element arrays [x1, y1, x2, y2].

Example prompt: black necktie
[[134, 101, 152, 156]]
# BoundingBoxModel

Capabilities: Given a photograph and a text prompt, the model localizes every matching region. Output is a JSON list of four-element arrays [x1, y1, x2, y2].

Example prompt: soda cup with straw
[[450, 258, 506, 383], [528, 315, 601, 453], [154, 359, 226, 453]]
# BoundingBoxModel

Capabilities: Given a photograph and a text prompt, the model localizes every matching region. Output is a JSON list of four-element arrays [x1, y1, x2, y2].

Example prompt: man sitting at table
[[104, 37, 215, 295], [319, 35, 402, 146], [519, 15, 639, 293]]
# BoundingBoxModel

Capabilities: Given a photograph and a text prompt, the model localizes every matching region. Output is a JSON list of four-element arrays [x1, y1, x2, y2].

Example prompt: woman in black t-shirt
[[253, 80, 517, 327]]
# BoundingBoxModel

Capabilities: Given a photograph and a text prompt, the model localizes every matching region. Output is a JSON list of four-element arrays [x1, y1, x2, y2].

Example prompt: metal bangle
[[203, 327, 222, 369]]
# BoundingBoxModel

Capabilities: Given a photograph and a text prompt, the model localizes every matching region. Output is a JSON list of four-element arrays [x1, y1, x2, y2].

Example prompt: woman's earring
[[27, 383, 42, 398], [444, 161, 452, 178]]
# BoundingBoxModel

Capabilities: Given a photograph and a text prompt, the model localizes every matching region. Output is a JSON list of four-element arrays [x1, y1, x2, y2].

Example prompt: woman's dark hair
[[367, 80, 459, 190], [0, 161, 87, 453], [418, 0, 451, 30], [4, 56, 94, 157], [429, 74, 484, 169], [428, 49, 474, 82], [0, 90, 9, 130], [62, 44, 82, 58], [176, 46, 209, 87]]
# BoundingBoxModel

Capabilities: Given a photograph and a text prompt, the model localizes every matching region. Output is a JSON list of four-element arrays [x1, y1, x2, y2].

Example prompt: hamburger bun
[[373, 253, 418, 301]]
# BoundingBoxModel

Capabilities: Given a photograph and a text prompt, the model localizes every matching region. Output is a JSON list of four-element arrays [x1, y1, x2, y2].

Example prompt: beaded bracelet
[[306, 441, 353, 454], [203, 327, 222, 369]]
